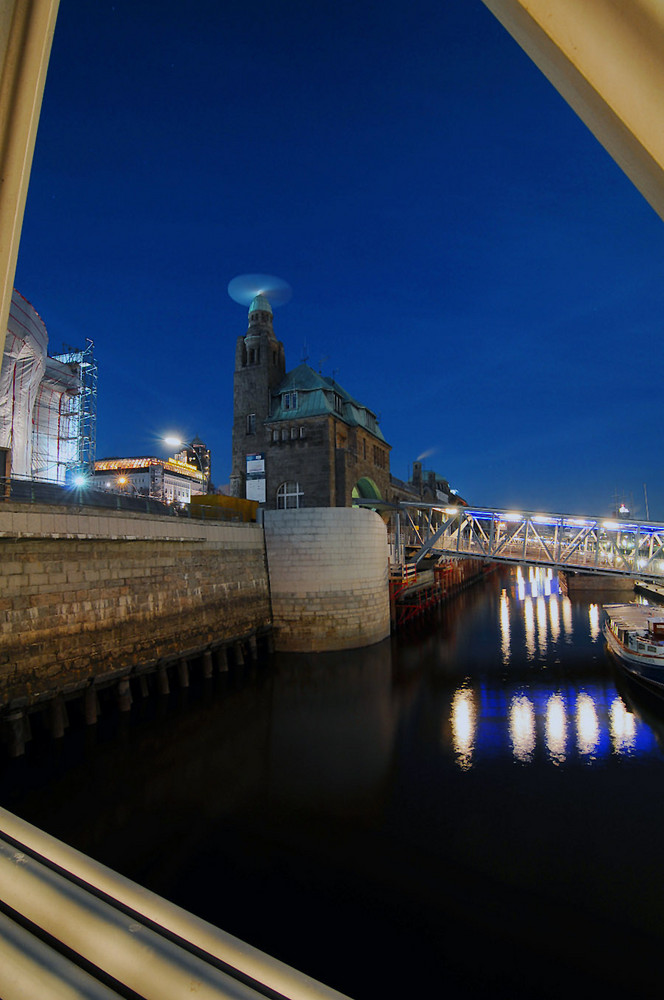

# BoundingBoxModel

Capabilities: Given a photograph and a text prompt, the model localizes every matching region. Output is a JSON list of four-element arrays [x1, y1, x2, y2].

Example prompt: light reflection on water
[[545, 693, 566, 762], [508, 694, 536, 762], [445, 566, 659, 768], [3, 564, 664, 999], [450, 685, 476, 770], [447, 683, 651, 768]]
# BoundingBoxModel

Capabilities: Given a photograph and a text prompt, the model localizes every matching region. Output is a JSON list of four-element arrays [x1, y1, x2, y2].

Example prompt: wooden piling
[[84, 686, 98, 725], [117, 679, 132, 713], [4, 709, 26, 758], [49, 695, 68, 740], [202, 651, 213, 679], [157, 664, 170, 696], [178, 659, 189, 689]]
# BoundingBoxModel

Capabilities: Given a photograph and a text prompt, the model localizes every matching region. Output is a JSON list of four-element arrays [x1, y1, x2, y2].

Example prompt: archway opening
[[352, 477, 382, 505]]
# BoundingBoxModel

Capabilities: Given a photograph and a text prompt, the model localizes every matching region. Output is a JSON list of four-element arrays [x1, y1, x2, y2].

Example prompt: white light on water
[[500, 590, 510, 665], [516, 566, 526, 601], [451, 687, 476, 770], [588, 604, 600, 641], [549, 596, 561, 643], [509, 695, 536, 762], [524, 597, 536, 659], [536, 596, 548, 649], [610, 698, 636, 754], [576, 694, 599, 755], [545, 694, 567, 763], [562, 596, 573, 641]]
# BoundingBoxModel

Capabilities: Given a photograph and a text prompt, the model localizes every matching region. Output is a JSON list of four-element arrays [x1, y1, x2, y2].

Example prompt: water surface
[[2, 566, 664, 998]]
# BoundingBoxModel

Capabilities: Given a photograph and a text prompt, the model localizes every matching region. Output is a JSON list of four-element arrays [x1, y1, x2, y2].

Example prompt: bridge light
[[445, 507, 459, 515], [603, 520, 620, 530]]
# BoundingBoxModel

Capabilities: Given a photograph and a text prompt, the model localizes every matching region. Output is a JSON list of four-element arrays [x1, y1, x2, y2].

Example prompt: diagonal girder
[[401, 502, 664, 581]]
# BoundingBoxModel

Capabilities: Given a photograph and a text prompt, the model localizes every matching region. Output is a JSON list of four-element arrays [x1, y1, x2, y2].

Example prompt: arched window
[[277, 481, 303, 509]]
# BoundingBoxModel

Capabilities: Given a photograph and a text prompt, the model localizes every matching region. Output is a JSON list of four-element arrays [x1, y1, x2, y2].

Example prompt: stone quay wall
[[263, 507, 390, 652], [0, 503, 271, 708]]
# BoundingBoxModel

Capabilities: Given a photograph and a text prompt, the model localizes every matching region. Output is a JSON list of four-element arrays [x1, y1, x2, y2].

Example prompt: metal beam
[[481, 0, 664, 221], [0, 0, 59, 358], [404, 504, 664, 581]]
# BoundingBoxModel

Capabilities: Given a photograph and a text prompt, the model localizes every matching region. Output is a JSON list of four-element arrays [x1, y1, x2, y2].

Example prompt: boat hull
[[603, 621, 664, 693]]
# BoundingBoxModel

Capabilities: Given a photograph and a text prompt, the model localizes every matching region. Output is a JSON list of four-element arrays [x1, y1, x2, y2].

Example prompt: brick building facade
[[230, 294, 390, 509]]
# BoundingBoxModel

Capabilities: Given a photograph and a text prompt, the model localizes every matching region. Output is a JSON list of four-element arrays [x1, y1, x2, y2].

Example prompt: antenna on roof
[[301, 340, 309, 363], [318, 355, 328, 373]]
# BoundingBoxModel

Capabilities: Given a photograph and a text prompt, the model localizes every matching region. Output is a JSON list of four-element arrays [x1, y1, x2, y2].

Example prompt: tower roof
[[270, 363, 387, 442], [249, 293, 273, 316]]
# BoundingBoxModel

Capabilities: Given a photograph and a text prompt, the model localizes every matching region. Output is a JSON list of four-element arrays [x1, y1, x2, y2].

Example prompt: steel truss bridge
[[388, 503, 664, 582]]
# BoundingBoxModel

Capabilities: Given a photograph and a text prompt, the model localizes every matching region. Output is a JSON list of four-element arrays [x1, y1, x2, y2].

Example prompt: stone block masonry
[[0, 503, 271, 707], [263, 507, 390, 651]]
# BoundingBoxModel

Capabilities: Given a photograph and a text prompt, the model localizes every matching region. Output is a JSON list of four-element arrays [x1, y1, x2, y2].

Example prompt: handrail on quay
[[0, 806, 350, 1000], [0, 477, 252, 521]]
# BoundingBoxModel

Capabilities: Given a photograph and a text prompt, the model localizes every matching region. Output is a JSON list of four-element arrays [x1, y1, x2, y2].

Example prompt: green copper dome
[[249, 293, 272, 315]]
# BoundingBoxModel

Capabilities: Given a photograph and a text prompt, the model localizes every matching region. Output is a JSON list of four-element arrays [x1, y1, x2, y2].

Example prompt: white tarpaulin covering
[[0, 290, 48, 477], [31, 357, 81, 483]]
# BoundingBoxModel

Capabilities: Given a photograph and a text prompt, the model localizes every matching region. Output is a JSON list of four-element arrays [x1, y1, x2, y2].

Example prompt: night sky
[[14, 0, 664, 518]]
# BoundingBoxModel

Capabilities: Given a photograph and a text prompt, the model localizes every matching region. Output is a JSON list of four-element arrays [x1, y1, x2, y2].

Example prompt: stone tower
[[230, 293, 286, 498]]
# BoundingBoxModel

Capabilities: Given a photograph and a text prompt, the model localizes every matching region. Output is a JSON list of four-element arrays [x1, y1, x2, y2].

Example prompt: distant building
[[408, 461, 466, 505], [231, 294, 390, 509], [93, 455, 206, 504], [172, 436, 211, 492]]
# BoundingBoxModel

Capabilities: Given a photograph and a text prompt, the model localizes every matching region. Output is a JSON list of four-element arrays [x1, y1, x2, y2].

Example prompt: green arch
[[352, 477, 382, 503]]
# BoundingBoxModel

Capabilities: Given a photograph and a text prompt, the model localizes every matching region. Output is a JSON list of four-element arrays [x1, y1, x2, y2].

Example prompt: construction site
[[0, 289, 97, 486]]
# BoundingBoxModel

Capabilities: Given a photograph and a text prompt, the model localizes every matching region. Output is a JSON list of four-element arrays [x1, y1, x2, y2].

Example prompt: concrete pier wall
[[0, 503, 271, 707], [263, 507, 390, 652]]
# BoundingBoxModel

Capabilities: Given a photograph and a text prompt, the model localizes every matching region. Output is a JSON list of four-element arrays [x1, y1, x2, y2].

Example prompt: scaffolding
[[50, 340, 97, 477]]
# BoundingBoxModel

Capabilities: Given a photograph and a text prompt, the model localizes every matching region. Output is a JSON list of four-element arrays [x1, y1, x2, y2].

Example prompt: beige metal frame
[[0, 1, 59, 358], [481, 0, 664, 220]]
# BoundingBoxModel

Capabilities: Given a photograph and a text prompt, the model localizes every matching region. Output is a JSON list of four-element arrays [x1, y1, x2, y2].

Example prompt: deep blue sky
[[15, 0, 664, 518]]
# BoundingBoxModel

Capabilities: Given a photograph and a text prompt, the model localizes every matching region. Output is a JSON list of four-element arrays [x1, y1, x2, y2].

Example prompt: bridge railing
[[407, 505, 664, 581]]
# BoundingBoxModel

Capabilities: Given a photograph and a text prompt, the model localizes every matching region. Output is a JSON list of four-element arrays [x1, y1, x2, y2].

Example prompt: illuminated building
[[230, 294, 391, 508], [172, 436, 211, 492], [93, 455, 206, 504], [0, 289, 97, 483]]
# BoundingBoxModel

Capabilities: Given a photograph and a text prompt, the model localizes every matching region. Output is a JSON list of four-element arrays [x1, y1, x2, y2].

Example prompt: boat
[[603, 603, 664, 694]]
